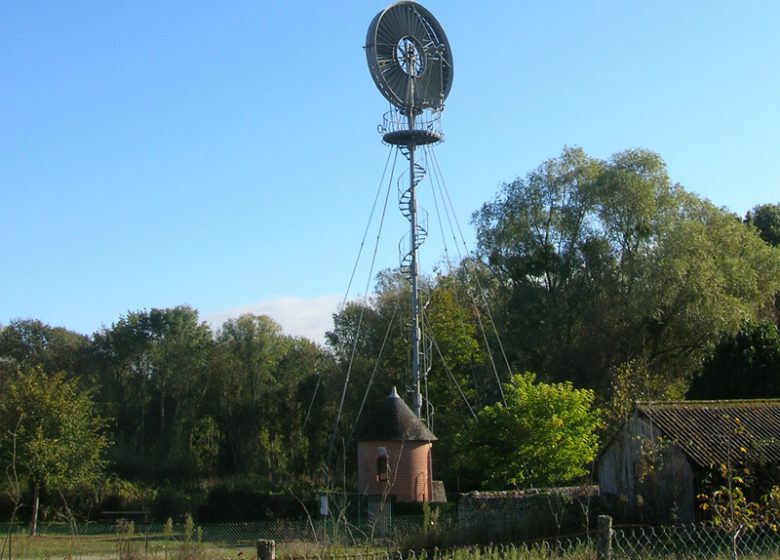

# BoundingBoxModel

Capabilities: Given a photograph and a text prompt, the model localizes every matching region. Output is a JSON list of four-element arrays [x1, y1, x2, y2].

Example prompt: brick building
[[356, 387, 437, 506]]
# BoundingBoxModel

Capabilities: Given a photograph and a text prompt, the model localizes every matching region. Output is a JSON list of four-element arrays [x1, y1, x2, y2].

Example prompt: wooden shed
[[597, 400, 780, 523]]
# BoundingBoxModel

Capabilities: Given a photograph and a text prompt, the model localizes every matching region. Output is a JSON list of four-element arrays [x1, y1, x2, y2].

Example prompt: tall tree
[[92, 306, 212, 480], [421, 273, 491, 487], [746, 202, 780, 320], [0, 319, 90, 380], [326, 271, 416, 436], [746, 203, 780, 247], [454, 372, 601, 489], [326, 269, 505, 488], [474, 147, 780, 397], [0, 367, 107, 535], [687, 322, 780, 400], [212, 314, 335, 482], [213, 314, 287, 477], [473, 147, 614, 389], [638, 202, 780, 389]]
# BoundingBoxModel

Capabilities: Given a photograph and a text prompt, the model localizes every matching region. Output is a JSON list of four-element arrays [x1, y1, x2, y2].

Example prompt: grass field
[[5, 522, 780, 559], [1, 533, 251, 559], [8, 535, 780, 560]]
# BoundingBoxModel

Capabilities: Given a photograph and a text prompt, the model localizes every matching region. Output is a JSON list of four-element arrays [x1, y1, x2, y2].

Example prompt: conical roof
[[357, 387, 437, 442]]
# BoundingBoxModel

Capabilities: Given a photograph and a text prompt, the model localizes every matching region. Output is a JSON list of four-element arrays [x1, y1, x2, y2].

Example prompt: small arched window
[[377, 456, 388, 481], [376, 446, 388, 481]]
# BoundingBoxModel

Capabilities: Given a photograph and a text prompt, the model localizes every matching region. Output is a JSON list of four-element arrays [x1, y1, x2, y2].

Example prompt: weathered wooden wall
[[598, 412, 695, 523]]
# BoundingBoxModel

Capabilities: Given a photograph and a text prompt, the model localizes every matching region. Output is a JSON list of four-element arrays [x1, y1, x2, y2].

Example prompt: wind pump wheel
[[366, 1, 453, 118]]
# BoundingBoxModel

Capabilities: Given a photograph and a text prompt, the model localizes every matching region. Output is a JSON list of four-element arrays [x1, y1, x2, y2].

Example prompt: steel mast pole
[[408, 133, 422, 419], [406, 54, 422, 420]]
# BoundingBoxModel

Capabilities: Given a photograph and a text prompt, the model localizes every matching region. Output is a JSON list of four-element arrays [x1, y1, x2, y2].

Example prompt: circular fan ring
[[366, 2, 453, 114]]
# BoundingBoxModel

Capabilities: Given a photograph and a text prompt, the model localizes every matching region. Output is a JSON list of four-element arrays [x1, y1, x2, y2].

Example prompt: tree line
[[1, 147, 780, 525]]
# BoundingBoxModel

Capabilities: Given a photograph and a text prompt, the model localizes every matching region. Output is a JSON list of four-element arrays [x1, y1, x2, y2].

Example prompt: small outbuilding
[[597, 399, 780, 523], [356, 387, 438, 506]]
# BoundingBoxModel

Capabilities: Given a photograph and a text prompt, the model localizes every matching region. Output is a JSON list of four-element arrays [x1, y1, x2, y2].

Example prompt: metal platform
[[379, 109, 444, 146], [383, 129, 443, 146]]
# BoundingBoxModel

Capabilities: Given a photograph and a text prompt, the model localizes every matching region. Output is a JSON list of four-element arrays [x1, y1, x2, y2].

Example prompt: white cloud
[[204, 294, 342, 344]]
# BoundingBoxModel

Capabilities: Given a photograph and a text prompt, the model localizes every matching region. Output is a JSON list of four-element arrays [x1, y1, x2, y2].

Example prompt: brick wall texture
[[357, 440, 433, 503]]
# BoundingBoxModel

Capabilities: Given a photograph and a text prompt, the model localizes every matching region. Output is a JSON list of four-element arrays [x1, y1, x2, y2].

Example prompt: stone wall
[[457, 486, 601, 543]]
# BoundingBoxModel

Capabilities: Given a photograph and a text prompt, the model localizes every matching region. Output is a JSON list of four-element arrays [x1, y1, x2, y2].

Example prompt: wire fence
[[0, 516, 442, 560], [1, 515, 432, 544], [4, 516, 780, 559], [612, 522, 780, 559]]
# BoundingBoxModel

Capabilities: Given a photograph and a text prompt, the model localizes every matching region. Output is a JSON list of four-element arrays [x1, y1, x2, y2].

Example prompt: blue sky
[[2, 1, 778, 342]]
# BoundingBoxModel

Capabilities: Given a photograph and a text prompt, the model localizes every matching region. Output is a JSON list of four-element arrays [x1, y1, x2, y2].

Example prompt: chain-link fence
[[613, 522, 780, 559], [0, 516, 429, 542], [0, 516, 443, 559], [5, 515, 780, 559]]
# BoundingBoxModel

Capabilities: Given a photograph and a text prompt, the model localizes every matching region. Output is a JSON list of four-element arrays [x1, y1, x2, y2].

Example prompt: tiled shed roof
[[356, 387, 437, 442], [636, 400, 780, 469]]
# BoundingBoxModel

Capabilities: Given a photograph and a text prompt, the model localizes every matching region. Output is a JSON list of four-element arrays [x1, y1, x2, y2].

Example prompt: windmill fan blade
[[383, 64, 407, 90], [389, 5, 408, 39], [407, 9, 431, 45], [374, 46, 396, 65], [378, 11, 401, 46]]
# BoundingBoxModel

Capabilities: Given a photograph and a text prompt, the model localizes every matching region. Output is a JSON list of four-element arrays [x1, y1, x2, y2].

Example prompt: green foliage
[[325, 268, 501, 488], [163, 517, 173, 536], [1, 147, 778, 514], [190, 415, 220, 478], [746, 203, 780, 247], [474, 147, 780, 396], [212, 314, 335, 481], [642, 204, 780, 379], [455, 373, 601, 489], [92, 306, 213, 479], [183, 512, 195, 541], [90, 307, 337, 484], [0, 319, 90, 379], [697, 418, 780, 557], [95, 474, 157, 513], [0, 367, 107, 529], [687, 322, 780, 399], [0, 367, 107, 489], [473, 147, 610, 390]]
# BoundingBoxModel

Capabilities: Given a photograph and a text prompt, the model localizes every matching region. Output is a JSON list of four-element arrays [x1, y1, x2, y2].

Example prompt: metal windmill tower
[[365, 1, 453, 421]]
